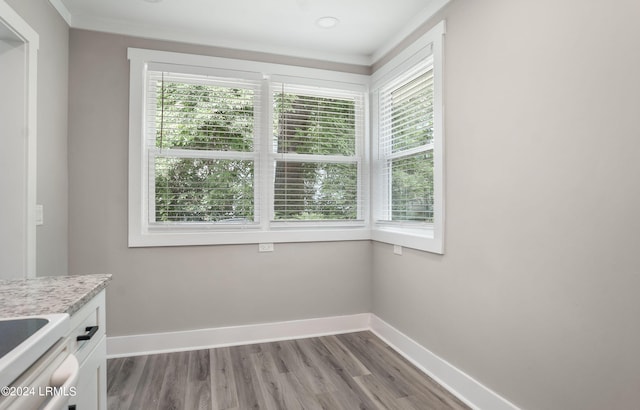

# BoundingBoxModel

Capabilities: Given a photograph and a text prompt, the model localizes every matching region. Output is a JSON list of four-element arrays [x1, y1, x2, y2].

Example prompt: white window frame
[[128, 48, 370, 247], [371, 21, 445, 253], [146, 70, 263, 228], [270, 81, 366, 227]]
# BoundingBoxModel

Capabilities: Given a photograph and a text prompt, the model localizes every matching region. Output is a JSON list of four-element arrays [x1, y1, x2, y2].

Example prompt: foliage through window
[[149, 71, 259, 224], [143, 70, 364, 229], [273, 85, 362, 221], [378, 63, 435, 224]]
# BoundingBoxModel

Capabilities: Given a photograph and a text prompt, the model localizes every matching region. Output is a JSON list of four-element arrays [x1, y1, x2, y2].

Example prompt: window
[[128, 49, 369, 246], [372, 21, 445, 253], [272, 83, 364, 224], [149, 71, 260, 226], [129, 21, 444, 251], [379, 63, 435, 223]]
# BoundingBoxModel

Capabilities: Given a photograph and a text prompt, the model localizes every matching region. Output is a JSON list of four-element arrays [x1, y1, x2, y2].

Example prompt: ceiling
[[50, 0, 448, 66]]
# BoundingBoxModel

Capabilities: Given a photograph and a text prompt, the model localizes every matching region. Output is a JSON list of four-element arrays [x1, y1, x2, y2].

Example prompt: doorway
[[0, 1, 38, 279]]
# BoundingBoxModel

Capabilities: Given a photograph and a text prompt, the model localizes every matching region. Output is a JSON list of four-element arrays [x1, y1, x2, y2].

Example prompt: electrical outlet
[[259, 243, 274, 252], [393, 245, 403, 255]]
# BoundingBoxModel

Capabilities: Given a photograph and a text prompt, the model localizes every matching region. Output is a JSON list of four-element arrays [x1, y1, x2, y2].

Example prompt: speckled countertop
[[0, 274, 111, 317]]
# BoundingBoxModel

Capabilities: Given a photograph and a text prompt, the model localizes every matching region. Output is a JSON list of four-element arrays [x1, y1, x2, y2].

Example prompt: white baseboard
[[369, 315, 519, 410], [107, 313, 518, 410], [107, 313, 371, 358]]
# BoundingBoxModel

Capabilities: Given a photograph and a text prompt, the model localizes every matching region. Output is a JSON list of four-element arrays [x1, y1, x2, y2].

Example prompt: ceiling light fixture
[[316, 16, 339, 29]]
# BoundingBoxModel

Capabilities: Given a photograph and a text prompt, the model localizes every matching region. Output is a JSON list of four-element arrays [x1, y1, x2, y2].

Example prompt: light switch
[[35, 204, 44, 226]]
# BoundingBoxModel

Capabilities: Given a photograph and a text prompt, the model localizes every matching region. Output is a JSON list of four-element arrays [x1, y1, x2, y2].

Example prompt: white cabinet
[[67, 290, 107, 409], [73, 337, 106, 409]]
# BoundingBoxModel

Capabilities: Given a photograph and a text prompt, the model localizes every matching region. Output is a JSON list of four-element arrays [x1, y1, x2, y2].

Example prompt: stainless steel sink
[[0, 314, 69, 387]]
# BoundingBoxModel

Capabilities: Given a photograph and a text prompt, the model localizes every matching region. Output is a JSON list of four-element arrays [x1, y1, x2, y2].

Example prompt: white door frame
[[0, 1, 39, 278]]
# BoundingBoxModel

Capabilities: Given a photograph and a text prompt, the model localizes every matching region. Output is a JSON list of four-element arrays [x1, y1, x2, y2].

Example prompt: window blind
[[272, 83, 364, 222], [130, 47, 376, 247], [146, 70, 261, 224], [378, 62, 435, 223]]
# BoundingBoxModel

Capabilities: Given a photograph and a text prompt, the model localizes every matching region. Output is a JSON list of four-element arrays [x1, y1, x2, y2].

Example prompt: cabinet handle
[[77, 325, 99, 341]]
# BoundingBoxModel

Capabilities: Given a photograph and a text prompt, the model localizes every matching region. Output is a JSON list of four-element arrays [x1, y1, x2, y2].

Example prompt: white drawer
[[69, 290, 106, 366]]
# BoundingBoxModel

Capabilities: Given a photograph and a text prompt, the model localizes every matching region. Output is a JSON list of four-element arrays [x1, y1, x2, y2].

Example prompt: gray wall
[[67, 29, 372, 337], [5, 0, 69, 276], [372, 1, 640, 410]]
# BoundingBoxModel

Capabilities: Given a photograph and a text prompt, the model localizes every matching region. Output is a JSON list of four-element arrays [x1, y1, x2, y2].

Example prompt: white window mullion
[[431, 25, 445, 247], [276, 153, 359, 164], [384, 159, 392, 221], [147, 150, 157, 227], [149, 148, 256, 161], [356, 93, 367, 222], [386, 143, 434, 161], [143, 74, 157, 228], [356, 158, 363, 220], [260, 77, 273, 230]]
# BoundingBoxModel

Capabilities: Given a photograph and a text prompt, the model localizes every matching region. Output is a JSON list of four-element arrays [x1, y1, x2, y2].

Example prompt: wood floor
[[107, 331, 470, 410]]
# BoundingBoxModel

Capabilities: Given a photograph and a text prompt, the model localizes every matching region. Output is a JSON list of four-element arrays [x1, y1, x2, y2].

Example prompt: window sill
[[371, 224, 443, 254], [129, 221, 443, 253], [128, 226, 372, 248]]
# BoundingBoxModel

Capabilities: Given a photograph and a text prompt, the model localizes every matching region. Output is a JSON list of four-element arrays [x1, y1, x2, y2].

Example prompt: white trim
[[370, 315, 520, 410], [128, 53, 145, 248], [47, 0, 72, 26], [371, 227, 443, 254], [371, 21, 445, 85], [129, 228, 372, 248], [0, 1, 39, 49], [0, 0, 39, 278], [128, 48, 369, 86], [371, 0, 450, 64], [107, 313, 372, 358], [72, 14, 371, 66], [107, 313, 519, 410]]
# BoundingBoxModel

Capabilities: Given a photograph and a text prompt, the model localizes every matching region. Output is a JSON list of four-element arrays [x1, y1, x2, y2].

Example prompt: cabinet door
[[71, 335, 107, 410]]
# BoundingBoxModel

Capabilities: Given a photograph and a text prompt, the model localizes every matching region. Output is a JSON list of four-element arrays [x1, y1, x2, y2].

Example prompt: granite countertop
[[0, 274, 111, 318]]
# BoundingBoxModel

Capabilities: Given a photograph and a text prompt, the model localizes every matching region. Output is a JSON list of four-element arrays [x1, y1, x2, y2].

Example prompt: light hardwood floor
[[107, 331, 470, 410]]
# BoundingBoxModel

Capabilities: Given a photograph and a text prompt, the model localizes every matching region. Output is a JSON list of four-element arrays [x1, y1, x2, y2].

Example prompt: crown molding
[[48, 0, 71, 26], [48, 0, 449, 67], [371, 0, 450, 63]]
